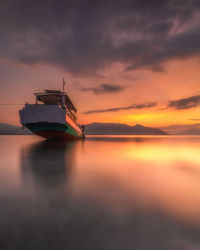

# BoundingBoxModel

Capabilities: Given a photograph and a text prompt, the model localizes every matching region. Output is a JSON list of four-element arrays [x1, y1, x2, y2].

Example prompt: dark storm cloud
[[0, 0, 200, 74], [84, 102, 157, 114], [167, 95, 200, 110], [80, 83, 125, 94]]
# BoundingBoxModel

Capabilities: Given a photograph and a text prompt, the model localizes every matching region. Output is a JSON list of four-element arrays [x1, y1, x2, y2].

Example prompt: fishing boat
[[19, 80, 84, 140]]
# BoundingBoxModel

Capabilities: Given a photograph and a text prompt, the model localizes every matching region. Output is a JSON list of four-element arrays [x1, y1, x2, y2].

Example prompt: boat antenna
[[62, 78, 66, 107], [63, 77, 66, 93]]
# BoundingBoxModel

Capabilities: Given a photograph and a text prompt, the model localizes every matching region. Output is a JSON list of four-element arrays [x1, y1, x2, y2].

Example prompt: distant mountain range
[[0, 122, 168, 135], [85, 123, 168, 135], [0, 123, 32, 135], [2, 122, 200, 135], [177, 128, 200, 135]]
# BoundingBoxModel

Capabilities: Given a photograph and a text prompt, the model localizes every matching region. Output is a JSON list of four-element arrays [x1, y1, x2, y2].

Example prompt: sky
[[0, 0, 200, 133]]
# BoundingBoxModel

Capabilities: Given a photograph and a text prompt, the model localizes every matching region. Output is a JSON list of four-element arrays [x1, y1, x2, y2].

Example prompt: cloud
[[167, 95, 200, 110], [84, 102, 157, 114], [85, 92, 200, 114], [80, 83, 125, 94], [0, 0, 200, 75]]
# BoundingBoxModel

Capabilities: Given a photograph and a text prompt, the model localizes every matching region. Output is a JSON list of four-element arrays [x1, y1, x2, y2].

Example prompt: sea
[[1, 135, 200, 250]]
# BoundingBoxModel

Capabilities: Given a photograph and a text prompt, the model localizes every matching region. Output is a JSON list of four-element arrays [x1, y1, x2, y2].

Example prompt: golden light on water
[[124, 138, 200, 164], [73, 136, 200, 222], [2, 136, 200, 226]]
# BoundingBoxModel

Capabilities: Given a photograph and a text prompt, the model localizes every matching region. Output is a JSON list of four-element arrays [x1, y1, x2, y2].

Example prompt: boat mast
[[62, 78, 66, 108]]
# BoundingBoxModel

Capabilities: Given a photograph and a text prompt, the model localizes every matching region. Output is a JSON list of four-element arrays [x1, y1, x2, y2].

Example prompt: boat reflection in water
[[21, 140, 77, 191]]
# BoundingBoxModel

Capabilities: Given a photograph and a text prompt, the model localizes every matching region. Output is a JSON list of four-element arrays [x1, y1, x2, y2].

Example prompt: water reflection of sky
[[0, 135, 200, 249]]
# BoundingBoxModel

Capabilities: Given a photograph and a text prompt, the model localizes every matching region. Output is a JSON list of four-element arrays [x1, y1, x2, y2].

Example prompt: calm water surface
[[1, 135, 200, 250]]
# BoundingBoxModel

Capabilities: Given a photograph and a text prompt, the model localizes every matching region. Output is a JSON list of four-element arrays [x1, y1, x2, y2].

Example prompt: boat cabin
[[34, 90, 77, 121]]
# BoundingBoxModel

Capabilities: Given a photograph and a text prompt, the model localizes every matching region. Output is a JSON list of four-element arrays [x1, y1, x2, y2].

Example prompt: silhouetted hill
[[177, 128, 200, 135], [0, 123, 32, 135], [85, 123, 168, 135], [0, 122, 168, 135]]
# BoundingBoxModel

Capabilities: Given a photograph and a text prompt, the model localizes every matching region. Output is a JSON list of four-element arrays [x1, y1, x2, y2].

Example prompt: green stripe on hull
[[27, 123, 82, 138]]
